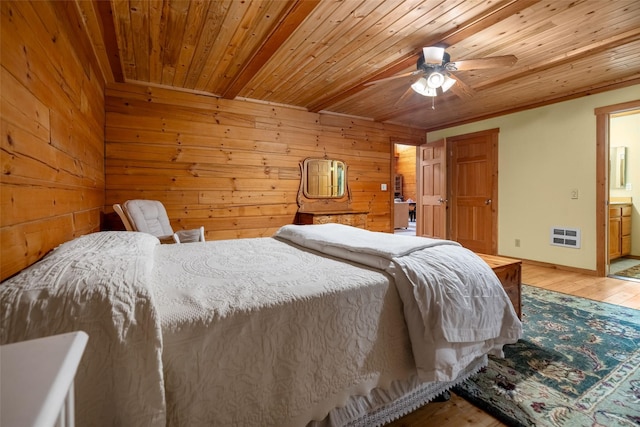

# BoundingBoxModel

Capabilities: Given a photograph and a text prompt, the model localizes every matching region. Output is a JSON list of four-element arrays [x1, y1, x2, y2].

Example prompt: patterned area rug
[[613, 264, 640, 280], [453, 285, 640, 427]]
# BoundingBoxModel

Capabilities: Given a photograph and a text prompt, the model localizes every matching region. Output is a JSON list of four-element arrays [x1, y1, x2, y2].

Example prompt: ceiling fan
[[368, 46, 517, 100]]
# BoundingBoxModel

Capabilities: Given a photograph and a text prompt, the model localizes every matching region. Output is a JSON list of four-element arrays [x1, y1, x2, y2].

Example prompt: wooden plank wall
[[1, 1, 105, 281], [105, 83, 426, 240]]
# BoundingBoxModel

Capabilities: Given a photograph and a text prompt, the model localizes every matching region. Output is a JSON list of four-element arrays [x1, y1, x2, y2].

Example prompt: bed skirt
[[312, 355, 487, 427]]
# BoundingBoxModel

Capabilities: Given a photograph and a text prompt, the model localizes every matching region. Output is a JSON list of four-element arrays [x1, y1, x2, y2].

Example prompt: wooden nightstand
[[476, 254, 522, 319]]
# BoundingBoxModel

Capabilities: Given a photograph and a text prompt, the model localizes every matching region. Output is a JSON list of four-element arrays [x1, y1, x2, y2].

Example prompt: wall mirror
[[610, 146, 627, 189], [302, 158, 347, 198]]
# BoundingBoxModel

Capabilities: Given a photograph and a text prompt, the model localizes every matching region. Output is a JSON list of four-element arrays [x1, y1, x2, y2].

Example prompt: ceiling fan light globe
[[411, 77, 428, 95], [426, 72, 445, 89], [422, 46, 445, 64], [411, 77, 438, 97], [441, 75, 456, 93]]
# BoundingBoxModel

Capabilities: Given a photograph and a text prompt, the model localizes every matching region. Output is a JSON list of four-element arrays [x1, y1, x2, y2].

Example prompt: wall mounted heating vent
[[550, 227, 581, 248]]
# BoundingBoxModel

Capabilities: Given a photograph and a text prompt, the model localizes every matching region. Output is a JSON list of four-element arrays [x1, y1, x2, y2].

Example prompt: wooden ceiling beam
[[438, 0, 541, 47], [75, 0, 123, 83], [306, 0, 541, 113], [99, 0, 124, 82], [74, 1, 113, 83], [221, 0, 320, 99]]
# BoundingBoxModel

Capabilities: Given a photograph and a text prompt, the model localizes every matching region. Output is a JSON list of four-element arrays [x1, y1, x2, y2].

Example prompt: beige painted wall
[[610, 112, 640, 257], [427, 85, 640, 271]]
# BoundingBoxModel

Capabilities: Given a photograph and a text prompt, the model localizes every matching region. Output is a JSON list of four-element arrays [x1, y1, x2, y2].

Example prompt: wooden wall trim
[[594, 99, 640, 116], [595, 111, 608, 277], [520, 258, 598, 277]]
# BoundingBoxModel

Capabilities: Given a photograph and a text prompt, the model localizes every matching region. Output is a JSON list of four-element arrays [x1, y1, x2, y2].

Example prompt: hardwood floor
[[386, 263, 640, 427]]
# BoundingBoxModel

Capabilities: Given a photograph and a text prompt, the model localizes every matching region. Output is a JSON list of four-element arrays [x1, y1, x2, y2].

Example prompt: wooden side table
[[477, 254, 522, 319]]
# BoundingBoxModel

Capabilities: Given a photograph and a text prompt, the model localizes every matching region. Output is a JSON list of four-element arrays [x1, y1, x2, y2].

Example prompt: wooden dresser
[[296, 210, 368, 228], [476, 254, 522, 319]]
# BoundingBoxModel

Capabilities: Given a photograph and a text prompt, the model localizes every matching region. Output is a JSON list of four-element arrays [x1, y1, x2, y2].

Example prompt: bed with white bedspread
[[0, 224, 521, 426]]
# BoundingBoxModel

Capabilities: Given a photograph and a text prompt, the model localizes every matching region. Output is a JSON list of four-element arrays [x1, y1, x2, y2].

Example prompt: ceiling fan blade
[[394, 85, 417, 107], [448, 55, 517, 71], [447, 75, 476, 99], [365, 70, 421, 86], [422, 46, 445, 64]]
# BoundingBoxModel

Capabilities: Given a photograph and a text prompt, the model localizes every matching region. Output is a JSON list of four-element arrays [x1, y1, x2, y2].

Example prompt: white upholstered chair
[[113, 200, 205, 244]]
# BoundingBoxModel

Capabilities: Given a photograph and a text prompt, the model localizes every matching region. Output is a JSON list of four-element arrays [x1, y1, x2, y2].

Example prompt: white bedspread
[[0, 232, 166, 426], [0, 225, 521, 426], [152, 237, 415, 427], [275, 224, 522, 381]]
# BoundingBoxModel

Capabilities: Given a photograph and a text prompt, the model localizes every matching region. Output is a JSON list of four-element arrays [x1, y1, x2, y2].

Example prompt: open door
[[417, 139, 447, 238]]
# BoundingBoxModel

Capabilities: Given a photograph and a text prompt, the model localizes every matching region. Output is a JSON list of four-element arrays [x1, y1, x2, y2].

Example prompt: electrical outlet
[[515, 239, 520, 247], [570, 189, 579, 199], [381, 183, 387, 191]]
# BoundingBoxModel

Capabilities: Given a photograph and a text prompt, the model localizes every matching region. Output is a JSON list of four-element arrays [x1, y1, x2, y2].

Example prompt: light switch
[[381, 183, 387, 191], [570, 189, 579, 199]]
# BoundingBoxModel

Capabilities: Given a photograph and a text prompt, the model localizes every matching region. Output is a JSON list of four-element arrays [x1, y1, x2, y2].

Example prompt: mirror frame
[[610, 146, 627, 189], [297, 157, 351, 210], [302, 158, 347, 199]]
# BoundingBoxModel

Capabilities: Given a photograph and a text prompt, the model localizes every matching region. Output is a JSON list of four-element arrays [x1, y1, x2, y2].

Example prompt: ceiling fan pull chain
[[431, 97, 435, 110]]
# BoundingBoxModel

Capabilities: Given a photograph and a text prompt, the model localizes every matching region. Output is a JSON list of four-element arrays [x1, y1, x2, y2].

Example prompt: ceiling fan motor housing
[[417, 51, 451, 74]]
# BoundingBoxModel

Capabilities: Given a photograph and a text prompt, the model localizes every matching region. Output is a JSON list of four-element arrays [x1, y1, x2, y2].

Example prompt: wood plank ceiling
[[84, 0, 640, 131]]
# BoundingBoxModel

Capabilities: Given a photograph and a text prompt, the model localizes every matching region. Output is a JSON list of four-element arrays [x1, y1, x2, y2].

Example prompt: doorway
[[609, 110, 640, 282], [394, 143, 417, 236], [595, 100, 640, 278]]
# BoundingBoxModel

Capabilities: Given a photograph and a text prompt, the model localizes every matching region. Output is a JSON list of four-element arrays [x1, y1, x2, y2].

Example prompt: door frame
[[391, 138, 422, 232], [595, 99, 640, 276]]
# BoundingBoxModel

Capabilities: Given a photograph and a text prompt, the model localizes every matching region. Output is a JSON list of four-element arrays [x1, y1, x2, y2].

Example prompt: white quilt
[[0, 226, 521, 426], [152, 237, 415, 427], [0, 232, 166, 427], [275, 224, 523, 381]]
